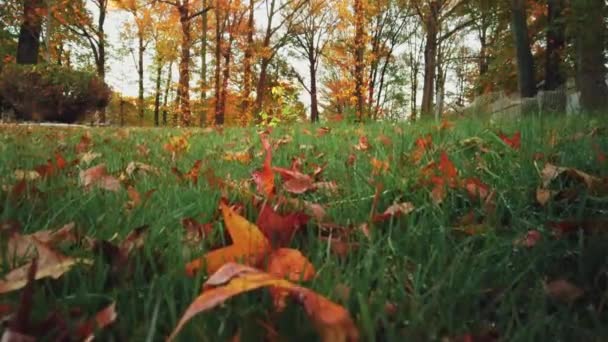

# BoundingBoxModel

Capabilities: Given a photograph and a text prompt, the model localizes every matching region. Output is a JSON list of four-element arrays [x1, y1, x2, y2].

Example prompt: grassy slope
[[1, 115, 607, 341]]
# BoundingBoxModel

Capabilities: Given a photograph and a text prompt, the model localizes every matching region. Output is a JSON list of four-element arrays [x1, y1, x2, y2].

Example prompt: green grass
[[1, 114, 608, 341]]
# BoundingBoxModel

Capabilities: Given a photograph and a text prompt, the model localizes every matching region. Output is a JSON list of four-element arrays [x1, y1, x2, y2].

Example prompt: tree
[[64, 0, 109, 122], [353, 0, 366, 121], [155, 0, 212, 126], [289, 0, 333, 123], [114, 0, 155, 124], [571, 0, 608, 112], [412, 0, 475, 116], [510, 0, 535, 98], [239, 0, 255, 123], [214, 0, 247, 125], [253, 0, 306, 122], [545, 0, 565, 91], [16, 0, 44, 64]]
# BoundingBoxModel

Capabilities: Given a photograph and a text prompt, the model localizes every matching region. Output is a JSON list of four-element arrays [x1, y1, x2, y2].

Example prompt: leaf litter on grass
[[2, 119, 608, 340]]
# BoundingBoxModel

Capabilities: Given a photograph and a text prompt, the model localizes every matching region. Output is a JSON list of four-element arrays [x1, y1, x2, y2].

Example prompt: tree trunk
[[97, 0, 107, 123], [241, 0, 255, 123], [218, 38, 233, 126], [511, 0, 536, 98], [254, 0, 275, 123], [138, 32, 145, 124], [572, 0, 608, 112], [154, 61, 163, 127], [545, 0, 565, 91], [200, 0, 208, 127], [213, 4, 222, 125], [421, 1, 439, 116], [178, 4, 192, 126], [254, 58, 270, 121], [162, 61, 173, 126], [17, 0, 44, 65], [309, 54, 319, 123], [353, 0, 365, 122]]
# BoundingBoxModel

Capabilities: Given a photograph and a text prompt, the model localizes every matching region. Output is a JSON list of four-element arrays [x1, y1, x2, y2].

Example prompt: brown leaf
[[354, 136, 371, 151], [181, 218, 214, 245], [79, 164, 121, 192], [514, 230, 542, 248], [373, 202, 415, 223], [543, 279, 584, 304], [0, 235, 90, 294], [75, 132, 92, 154], [125, 162, 159, 177], [536, 188, 554, 206]]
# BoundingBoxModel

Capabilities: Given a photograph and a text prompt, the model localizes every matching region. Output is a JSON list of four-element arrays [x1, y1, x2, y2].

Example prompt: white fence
[[466, 87, 582, 119]]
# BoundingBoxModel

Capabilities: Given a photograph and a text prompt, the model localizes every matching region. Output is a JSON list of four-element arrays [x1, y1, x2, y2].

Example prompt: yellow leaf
[[185, 201, 271, 276]]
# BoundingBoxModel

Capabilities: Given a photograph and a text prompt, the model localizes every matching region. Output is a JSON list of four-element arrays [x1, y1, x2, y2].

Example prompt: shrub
[[0, 64, 111, 123]]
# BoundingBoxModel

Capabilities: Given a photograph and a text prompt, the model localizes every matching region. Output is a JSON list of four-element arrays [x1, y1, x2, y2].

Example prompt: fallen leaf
[[13, 170, 40, 181], [169, 263, 358, 342], [75, 303, 117, 341], [186, 201, 271, 276], [79, 164, 121, 192], [252, 134, 275, 197], [257, 204, 309, 247], [515, 230, 542, 248], [498, 131, 521, 150], [182, 218, 214, 245], [463, 178, 490, 201], [267, 248, 316, 310], [354, 136, 371, 151], [370, 158, 389, 176], [0, 234, 91, 294], [536, 188, 554, 206], [75, 132, 92, 154], [223, 150, 252, 165], [543, 279, 584, 304], [376, 134, 392, 147], [27, 222, 77, 246], [79, 151, 102, 165], [125, 161, 159, 177], [373, 202, 415, 222], [316, 127, 331, 137]]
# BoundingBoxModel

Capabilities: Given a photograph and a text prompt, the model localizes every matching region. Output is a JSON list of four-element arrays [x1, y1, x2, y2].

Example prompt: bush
[[0, 64, 111, 123]]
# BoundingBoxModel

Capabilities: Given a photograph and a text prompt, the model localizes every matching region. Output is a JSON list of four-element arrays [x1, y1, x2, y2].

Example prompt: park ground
[[1, 114, 608, 341]]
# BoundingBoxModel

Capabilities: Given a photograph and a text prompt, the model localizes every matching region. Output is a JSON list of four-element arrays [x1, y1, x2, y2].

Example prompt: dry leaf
[[79, 164, 121, 192], [373, 202, 415, 222], [168, 263, 358, 342], [0, 234, 91, 294], [543, 279, 584, 304], [185, 201, 271, 276]]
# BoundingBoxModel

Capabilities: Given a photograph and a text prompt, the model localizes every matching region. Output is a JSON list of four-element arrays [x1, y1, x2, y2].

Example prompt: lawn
[[1, 115, 607, 341]]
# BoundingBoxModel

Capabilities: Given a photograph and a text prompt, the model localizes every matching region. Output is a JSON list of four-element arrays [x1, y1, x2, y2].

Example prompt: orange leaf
[[169, 263, 358, 342], [253, 134, 275, 197], [267, 248, 316, 311], [186, 201, 271, 276], [75, 303, 117, 340]]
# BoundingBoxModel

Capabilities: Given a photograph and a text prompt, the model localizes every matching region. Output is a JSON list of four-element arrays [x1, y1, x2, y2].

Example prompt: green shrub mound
[[0, 64, 111, 123]]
